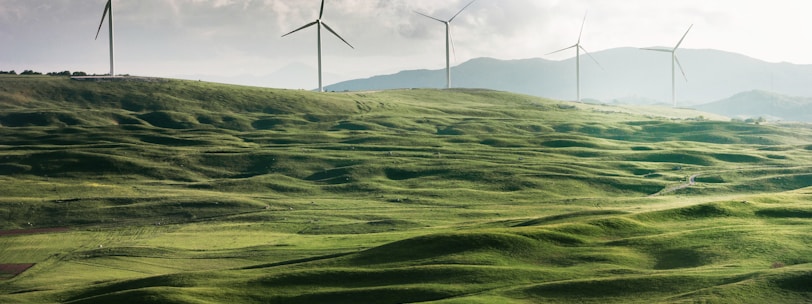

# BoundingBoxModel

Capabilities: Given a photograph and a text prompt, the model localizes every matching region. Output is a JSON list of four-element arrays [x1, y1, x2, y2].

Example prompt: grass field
[[1, 75, 811, 303]]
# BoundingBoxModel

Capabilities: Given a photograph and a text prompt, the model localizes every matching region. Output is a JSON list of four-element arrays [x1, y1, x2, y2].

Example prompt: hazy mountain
[[177, 62, 338, 90], [696, 90, 812, 122], [325, 48, 812, 105]]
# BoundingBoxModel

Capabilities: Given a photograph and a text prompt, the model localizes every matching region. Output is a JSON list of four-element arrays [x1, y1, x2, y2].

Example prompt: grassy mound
[[349, 232, 544, 266], [517, 274, 734, 302]]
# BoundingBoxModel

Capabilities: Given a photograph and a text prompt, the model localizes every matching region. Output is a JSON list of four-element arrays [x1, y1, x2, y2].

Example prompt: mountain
[[696, 90, 812, 122], [326, 48, 812, 105], [176, 62, 339, 90]]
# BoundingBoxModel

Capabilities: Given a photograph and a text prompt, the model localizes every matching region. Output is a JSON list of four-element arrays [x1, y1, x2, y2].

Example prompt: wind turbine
[[546, 13, 601, 102], [282, 0, 354, 92], [415, 0, 477, 89], [641, 24, 693, 107], [95, 0, 114, 77]]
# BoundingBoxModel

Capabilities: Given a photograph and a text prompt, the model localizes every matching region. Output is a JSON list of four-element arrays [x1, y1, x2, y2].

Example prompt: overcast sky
[[2, 0, 811, 89]]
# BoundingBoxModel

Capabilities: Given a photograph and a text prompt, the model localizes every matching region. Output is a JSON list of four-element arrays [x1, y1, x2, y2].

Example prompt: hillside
[[697, 90, 812, 122], [1, 75, 812, 303], [325, 48, 812, 105]]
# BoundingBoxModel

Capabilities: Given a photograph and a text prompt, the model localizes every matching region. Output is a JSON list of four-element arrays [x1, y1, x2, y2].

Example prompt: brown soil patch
[[0, 263, 35, 279]]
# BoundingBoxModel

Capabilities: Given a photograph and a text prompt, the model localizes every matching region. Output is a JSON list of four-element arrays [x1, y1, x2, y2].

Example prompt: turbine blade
[[281, 21, 318, 37], [578, 12, 587, 44], [319, 0, 325, 20], [546, 44, 577, 56], [450, 28, 457, 63], [415, 11, 446, 24], [674, 24, 693, 50], [640, 47, 673, 53], [675, 55, 688, 81], [95, 0, 111, 40], [579, 45, 604, 70], [322, 22, 354, 49], [449, 0, 476, 23]]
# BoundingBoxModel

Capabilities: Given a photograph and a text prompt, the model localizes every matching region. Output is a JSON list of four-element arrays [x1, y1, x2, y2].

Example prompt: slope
[[1, 75, 812, 303], [57, 199, 812, 304]]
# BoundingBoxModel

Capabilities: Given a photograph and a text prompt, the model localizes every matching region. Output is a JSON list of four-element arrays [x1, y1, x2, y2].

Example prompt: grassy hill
[[1, 75, 811, 303]]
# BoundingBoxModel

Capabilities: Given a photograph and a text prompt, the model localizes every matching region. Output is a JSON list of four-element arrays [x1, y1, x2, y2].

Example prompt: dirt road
[[649, 174, 699, 197]]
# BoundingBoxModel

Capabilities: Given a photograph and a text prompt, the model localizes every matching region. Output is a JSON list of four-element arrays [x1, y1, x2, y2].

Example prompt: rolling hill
[[1, 75, 812, 303], [325, 48, 812, 105]]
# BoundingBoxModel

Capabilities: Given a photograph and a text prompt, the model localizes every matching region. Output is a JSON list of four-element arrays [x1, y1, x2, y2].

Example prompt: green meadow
[[1, 75, 811, 303]]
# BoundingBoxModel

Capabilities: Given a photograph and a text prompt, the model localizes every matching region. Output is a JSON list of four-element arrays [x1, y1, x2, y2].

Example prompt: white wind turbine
[[641, 24, 693, 107], [95, 0, 115, 76], [547, 13, 601, 102], [282, 0, 354, 92], [415, 0, 477, 89]]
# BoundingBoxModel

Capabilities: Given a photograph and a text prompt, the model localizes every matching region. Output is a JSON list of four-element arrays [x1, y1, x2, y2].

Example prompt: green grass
[[2, 75, 812, 303]]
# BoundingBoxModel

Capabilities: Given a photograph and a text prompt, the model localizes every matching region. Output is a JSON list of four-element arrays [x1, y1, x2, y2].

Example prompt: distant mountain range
[[695, 90, 812, 122], [179, 62, 325, 90], [325, 48, 812, 107]]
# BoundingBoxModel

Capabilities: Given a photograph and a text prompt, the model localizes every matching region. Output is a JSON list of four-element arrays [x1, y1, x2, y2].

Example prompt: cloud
[[3, 0, 812, 88], [0, 3, 25, 22]]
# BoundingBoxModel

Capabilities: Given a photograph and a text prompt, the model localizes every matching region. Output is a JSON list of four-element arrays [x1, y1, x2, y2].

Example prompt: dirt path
[[649, 174, 699, 197]]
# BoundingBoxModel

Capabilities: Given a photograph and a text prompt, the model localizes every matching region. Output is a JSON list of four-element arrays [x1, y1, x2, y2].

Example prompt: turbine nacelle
[[640, 24, 693, 107], [281, 0, 353, 48], [545, 12, 601, 102], [281, 0, 353, 92], [414, 0, 477, 89], [94, 0, 114, 76]]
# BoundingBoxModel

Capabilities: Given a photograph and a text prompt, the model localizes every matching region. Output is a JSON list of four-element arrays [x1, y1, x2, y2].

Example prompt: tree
[[744, 117, 766, 125], [47, 71, 71, 76]]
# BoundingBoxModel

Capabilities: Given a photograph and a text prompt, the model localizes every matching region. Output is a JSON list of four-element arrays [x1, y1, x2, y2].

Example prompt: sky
[[2, 0, 812, 89]]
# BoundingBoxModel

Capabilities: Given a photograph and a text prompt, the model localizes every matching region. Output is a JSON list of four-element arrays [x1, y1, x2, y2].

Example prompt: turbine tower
[[95, 0, 114, 76], [546, 13, 601, 102], [282, 0, 354, 92], [415, 0, 477, 89], [642, 24, 693, 107]]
